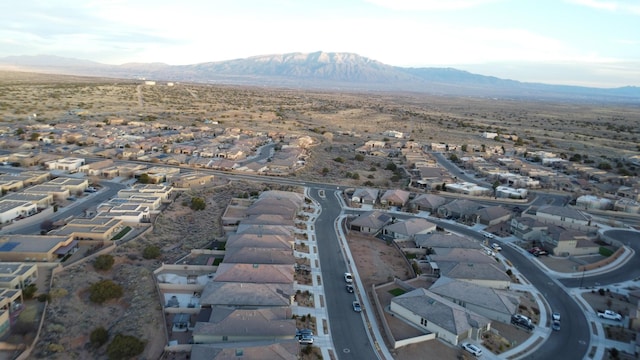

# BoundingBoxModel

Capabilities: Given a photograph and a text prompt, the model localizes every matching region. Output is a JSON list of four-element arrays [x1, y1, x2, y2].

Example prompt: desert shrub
[[23, 284, 37, 299], [190, 197, 206, 210], [89, 280, 123, 304], [142, 245, 161, 259], [90, 327, 109, 347], [49, 288, 68, 299], [333, 157, 345, 163], [37, 293, 51, 302], [94, 254, 115, 271], [107, 333, 145, 360]]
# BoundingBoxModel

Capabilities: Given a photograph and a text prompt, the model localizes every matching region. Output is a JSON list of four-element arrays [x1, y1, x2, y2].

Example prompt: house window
[[222, 336, 228, 342]]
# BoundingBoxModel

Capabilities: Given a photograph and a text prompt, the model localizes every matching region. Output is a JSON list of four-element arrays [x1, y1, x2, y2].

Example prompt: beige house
[[192, 307, 295, 344], [390, 288, 491, 346], [0, 262, 38, 290], [49, 217, 124, 242], [384, 217, 437, 241], [190, 342, 297, 360], [0, 234, 77, 262]]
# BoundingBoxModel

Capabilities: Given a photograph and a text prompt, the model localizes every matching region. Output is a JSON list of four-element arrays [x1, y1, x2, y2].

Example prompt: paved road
[[309, 188, 377, 360]]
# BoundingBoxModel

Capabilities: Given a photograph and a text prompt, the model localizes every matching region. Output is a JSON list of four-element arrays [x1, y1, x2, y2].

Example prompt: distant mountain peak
[[0, 52, 638, 102]]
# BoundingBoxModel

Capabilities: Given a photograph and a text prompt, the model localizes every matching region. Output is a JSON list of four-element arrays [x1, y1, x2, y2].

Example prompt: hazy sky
[[1, 0, 639, 87]]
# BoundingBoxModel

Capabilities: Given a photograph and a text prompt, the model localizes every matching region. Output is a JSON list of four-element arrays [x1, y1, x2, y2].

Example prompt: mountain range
[[1, 52, 639, 103]]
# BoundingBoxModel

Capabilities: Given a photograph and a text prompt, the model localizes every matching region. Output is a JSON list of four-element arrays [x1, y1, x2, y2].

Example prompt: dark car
[[296, 328, 313, 340], [552, 320, 561, 331], [346, 284, 354, 293]]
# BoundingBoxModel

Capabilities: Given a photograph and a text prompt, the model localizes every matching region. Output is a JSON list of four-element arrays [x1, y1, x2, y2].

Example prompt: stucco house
[[429, 276, 519, 323], [390, 288, 491, 346], [475, 206, 512, 226], [383, 218, 437, 241], [380, 189, 411, 207], [351, 188, 379, 205], [409, 194, 446, 212], [349, 211, 392, 235], [191, 307, 295, 345]]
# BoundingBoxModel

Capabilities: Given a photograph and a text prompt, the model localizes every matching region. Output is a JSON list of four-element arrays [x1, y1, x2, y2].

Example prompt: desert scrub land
[[1, 71, 639, 181]]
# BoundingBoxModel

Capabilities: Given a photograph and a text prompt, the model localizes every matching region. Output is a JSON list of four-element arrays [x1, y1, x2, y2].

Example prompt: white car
[[344, 272, 353, 283], [491, 243, 502, 251], [552, 312, 561, 321], [461, 342, 483, 357]]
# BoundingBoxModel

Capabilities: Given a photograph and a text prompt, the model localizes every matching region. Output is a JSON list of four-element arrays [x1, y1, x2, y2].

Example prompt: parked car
[[352, 301, 362, 312], [598, 310, 622, 321], [533, 249, 548, 256], [511, 314, 534, 331], [346, 284, 354, 293], [296, 328, 313, 340], [461, 342, 483, 357], [491, 243, 502, 251], [344, 272, 353, 283], [299, 334, 314, 344], [552, 312, 561, 321], [552, 320, 561, 331]]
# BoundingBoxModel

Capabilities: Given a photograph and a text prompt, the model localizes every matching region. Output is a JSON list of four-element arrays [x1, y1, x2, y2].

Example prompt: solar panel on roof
[[0, 242, 19, 252]]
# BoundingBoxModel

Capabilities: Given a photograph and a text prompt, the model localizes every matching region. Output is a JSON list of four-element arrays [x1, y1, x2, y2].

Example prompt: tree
[[94, 254, 115, 271], [461, 144, 468, 152], [597, 162, 612, 170], [385, 162, 397, 171], [138, 173, 150, 184], [90, 327, 109, 347], [354, 154, 365, 161], [106, 333, 145, 360], [333, 157, 345, 163], [40, 219, 55, 232], [23, 284, 38, 299], [449, 154, 459, 162], [143, 245, 161, 259], [29, 132, 40, 141], [321, 167, 329, 176], [190, 197, 206, 211], [89, 280, 123, 304]]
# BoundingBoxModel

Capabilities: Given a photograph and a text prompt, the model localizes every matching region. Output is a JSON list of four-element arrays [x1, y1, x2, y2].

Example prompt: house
[[226, 233, 294, 250], [445, 182, 492, 196], [0, 288, 24, 338], [540, 225, 598, 256], [190, 342, 298, 360], [475, 206, 512, 226], [45, 157, 85, 173], [0, 234, 77, 262], [351, 188, 379, 205], [390, 288, 491, 346], [384, 218, 437, 241], [246, 197, 298, 220], [380, 189, 411, 207], [49, 217, 125, 242], [192, 307, 295, 345], [170, 173, 215, 188], [0, 262, 38, 290], [409, 194, 446, 212], [437, 199, 483, 220], [429, 276, 519, 323], [0, 200, 37, 224], [213, 263, 294, 284], [349, 211, 392, 234], [536, 205, 590, 225], [510, 217, 547, 241], [199, 282, 294, 308], [435, 261, 511, 289], [223, 247, 294, 265]]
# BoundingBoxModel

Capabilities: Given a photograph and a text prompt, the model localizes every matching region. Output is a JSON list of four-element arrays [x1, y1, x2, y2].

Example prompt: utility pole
[[579, 269, 585, 289]]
